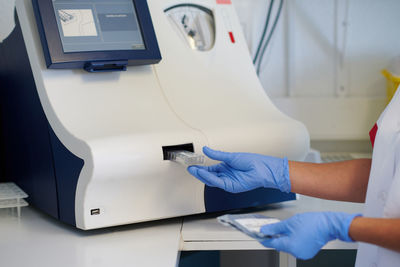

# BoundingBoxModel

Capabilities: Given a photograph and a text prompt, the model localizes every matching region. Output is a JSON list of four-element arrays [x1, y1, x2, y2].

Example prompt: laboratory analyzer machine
[[0, 0, 309, 230]]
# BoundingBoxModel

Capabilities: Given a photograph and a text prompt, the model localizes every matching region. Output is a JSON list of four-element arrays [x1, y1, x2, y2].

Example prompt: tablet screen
[[53, 0, 145, 53]]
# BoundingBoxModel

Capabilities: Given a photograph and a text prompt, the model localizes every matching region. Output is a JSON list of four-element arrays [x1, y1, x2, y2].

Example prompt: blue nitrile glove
[[187, 146, 291, 193], [260, 212, 361, 260]]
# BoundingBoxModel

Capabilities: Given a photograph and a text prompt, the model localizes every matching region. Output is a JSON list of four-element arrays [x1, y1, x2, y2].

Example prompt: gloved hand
[[187, 146, 291, 193], [260, 212, 361, 260]]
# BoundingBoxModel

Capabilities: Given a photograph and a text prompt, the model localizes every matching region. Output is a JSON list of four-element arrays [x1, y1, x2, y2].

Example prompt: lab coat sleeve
[[383, 134, 400, 218]]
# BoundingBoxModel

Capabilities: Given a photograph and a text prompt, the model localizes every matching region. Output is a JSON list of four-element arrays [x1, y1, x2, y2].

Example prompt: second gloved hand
[[187, 146, 291, 193], [260, 212, 361, 260]]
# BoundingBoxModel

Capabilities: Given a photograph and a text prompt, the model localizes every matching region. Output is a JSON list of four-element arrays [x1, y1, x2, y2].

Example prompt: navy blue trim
[[205, 187, 296, 213], [0, 13, 59, 218], [0, 12, 84, 226], [32, 0, 161, 69], [48, 127, 84, 226]]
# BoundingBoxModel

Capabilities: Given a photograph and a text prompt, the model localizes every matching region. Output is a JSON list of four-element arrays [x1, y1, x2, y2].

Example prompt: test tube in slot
[[167, 150, 205, 166]]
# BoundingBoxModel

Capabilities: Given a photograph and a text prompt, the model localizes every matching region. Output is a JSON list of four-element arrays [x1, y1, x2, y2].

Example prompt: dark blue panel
[[205, 186, 296, 213], [0, 42, 6, 182], [0, 13, 59, 218], [32, 0, 162, 69], [49, 128, 84, 226], [0, 13, 84, 226], [179, 251, 220, 267]]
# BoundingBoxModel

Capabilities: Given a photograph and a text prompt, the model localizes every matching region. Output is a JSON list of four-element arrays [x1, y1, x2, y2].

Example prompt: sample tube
[[167, 150, 205, 166]]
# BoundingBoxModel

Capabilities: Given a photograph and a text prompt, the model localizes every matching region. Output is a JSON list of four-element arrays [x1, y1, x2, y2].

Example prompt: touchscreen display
[[53, 0, 145, 53]]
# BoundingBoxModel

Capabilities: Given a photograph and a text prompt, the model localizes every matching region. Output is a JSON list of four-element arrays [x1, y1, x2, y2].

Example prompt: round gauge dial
[[165, 4, 215, 51]]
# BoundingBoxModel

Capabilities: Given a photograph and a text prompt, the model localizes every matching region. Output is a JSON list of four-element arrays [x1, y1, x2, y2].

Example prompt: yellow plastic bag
[[382, 69, 400, 104]]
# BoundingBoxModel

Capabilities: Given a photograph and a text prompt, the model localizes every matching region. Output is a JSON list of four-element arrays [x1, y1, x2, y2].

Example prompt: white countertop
[[0, 208, 182, 267], [0, 196, 364, 267], [181, 196, 364, 251]]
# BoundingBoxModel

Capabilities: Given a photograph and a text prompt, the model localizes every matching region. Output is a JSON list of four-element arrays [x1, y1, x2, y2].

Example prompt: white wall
[[233, 0, 400, 98], [344, 0, 400, 97], [233, 0, 287, 97], [233, 0, 400, 140], [233, 0, 400, 97]]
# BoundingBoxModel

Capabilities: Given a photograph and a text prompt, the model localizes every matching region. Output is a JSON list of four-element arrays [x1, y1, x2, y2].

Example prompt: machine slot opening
[[162, 143, 194, 160]]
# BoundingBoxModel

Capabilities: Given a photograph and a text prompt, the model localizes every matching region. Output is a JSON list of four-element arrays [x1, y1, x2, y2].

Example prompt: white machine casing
[[16, 0, 309, 230]]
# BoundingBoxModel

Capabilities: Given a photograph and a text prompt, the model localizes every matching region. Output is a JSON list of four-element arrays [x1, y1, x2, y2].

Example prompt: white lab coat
[[355, 87, 400, 267]]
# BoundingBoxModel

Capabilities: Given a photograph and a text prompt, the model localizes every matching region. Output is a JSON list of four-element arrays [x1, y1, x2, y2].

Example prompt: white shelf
[[0, 182, 28, 201], [0, 198, 28, 209]]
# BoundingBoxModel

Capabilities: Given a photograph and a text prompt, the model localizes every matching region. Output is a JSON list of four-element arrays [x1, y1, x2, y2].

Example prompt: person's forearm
[[289, 159, 371, 202], [349, 217, 400, 252]]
